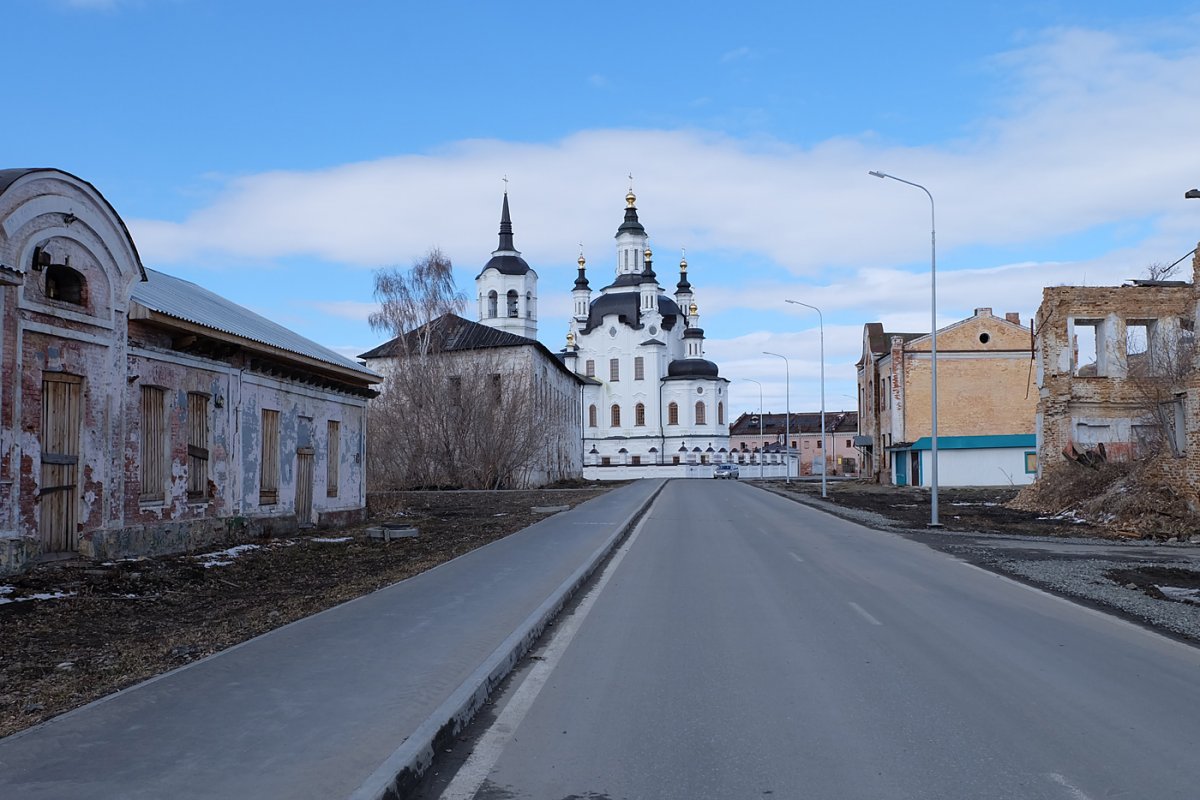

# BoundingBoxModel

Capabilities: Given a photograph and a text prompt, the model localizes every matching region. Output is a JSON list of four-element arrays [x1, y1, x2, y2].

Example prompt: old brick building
[[857, 307, 1037, 486], [728, 411, 859, 476], [0, 169, 378, 574], [1034, 249, 1200, 490]]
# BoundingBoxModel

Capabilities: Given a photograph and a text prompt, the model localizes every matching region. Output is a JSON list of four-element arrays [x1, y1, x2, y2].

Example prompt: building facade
[[561, 191, 731, 474], [857, 307, 1037, 487], [728, 411, 860, 476], [0, 169, 378, 574]]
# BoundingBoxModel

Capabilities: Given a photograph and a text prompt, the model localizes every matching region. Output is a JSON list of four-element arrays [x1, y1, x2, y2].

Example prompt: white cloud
[[720, 46, 753, 63]]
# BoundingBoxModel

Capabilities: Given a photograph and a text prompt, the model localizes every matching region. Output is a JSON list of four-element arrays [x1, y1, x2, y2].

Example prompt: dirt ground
[[0, 486, 614, 739], [759, 479, 1099, 538]]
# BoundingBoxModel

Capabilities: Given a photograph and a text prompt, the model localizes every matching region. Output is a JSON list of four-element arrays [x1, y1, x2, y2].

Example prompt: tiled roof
[[132, 268, 377, 380]]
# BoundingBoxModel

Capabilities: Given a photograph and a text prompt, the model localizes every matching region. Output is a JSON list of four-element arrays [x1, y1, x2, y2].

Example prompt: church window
[[588, 404, 597, 427], [487, 290, 498, 318], [609, 359, 619, 381], [635, 403, 646, 426], [526, 291, 533, 319], [507, 290, 519, 318], [634, 357, 644, 380], [717, 402, 724, 425], [610, 404, 621, 427], [668, 402, 679, 425], [695, 401, 707, 425], [585, 359, 595, 377]]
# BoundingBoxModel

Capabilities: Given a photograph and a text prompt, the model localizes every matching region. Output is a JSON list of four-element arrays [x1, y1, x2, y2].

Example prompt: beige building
[[728, 411, 859, 476], [857, 307, 1037, 486]]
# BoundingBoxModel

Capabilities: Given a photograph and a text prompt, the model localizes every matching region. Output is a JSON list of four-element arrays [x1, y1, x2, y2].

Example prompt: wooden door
[[295, 447, 314, 528], [40, 374, 82, 553]]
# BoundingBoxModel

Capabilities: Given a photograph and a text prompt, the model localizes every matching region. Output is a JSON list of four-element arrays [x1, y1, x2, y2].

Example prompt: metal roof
[[132, 268, 377, 379]]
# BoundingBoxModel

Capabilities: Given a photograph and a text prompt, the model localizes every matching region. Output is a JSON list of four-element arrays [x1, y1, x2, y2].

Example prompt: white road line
[[438, 513, 650, 800], [848, 601, 883, 626], [789, 552, 804, 563], [1047, 772, 1095, 800]]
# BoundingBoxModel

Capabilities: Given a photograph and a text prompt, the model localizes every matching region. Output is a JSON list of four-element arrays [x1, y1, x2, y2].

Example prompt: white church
[[474, 188, 732, 477]]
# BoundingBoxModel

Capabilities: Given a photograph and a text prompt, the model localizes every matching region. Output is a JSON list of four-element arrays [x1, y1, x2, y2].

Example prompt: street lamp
[[785, 299, 826, 498], [763, 351, 791, 483], [869, 170, 941, 527], [742, 378, 765, 479]]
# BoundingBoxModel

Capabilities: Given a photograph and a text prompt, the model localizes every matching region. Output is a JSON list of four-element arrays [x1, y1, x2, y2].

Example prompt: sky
[[8, 0, 1200, 420]]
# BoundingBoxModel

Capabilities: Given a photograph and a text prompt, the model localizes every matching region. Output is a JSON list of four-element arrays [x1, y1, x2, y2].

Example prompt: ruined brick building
[[1034, 247, 1200, 494], [0, 169, 378, 574], [857, 307, 1038, 486]]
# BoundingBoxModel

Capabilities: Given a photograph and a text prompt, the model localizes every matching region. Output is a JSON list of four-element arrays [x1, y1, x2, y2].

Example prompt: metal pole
[[785, 300, 826, 498], [869, 170, 940, 526], [763, 351, 790, 482], [743, 378, 764, 479]]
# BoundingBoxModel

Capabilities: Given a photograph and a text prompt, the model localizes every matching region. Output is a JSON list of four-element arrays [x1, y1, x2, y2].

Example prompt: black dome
[[481, 254, 531, 276], [582, 292, 681, 334], [667, 358, 719, 378]]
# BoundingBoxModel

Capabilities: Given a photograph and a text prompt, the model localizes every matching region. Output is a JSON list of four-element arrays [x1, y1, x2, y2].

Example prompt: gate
[[40, 374, 82, 553]]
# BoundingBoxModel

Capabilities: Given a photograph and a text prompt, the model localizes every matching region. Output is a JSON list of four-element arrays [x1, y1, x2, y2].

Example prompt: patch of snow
[[0, 585, 13, 596], [950, 502, 1000, 507], [493, 513, 508, 517], [311, 536, 352, 543], [195, 544, 260, 568], [1156, 585, 1200, 604], [0, 590, 76, 605]]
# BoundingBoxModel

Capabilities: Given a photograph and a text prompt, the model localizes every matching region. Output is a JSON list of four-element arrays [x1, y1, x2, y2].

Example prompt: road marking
[[438, 509, 650, 800], [1047, 772, 1095, 800], [848, 601, 882, 626], [789, 552, 804, 563]]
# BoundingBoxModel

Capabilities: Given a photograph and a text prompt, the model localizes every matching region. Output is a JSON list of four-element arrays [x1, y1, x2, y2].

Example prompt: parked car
[[713, 463, 739, 479]]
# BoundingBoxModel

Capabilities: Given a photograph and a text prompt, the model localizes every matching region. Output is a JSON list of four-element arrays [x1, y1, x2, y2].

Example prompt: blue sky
[[9, 0, 1200, 418]]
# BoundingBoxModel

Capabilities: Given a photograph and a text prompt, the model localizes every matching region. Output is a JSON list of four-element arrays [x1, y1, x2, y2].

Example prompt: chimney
[[974, 307, 993, 317], [1005, 312, 1021, 325]]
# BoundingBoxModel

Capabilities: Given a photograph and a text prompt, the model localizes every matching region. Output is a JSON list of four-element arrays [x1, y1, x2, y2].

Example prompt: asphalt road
[[427, 479, 1200, 800]]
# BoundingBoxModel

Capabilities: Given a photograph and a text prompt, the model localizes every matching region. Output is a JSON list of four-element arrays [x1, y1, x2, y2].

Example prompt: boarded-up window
[[260, 409, 279, 505], [327, 420, 340, 497], [634, 356, 644, 380], [141, 386, 167, 502], [187, 393, 209, 501]]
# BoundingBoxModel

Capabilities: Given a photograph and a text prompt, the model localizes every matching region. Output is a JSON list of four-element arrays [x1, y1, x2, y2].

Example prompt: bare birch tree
[[366, 250, 561, 489]]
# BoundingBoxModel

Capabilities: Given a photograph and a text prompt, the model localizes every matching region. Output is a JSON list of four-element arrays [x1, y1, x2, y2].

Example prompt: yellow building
[[856, 308, 1037, 486]]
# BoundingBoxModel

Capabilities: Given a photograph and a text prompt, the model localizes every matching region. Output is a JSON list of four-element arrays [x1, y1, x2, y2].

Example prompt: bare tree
[[366, 251, 573, 490], [1127, 315, 1195, 458], [1144, 261, 1181, 282]]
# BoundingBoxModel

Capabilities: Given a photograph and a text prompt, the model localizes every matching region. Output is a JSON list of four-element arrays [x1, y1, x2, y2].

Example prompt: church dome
[[482, 253, 531, 276], [667, 358, 719, 378], [582, 292, 681, 334]]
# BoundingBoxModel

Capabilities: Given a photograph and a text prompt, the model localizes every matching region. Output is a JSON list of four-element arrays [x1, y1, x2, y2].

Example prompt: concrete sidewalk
[[0, 479, 665, 800]]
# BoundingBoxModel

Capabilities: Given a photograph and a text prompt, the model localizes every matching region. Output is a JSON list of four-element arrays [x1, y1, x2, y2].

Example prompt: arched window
[[507, 290, 519, 318], [46, 264, 86, 306], [526, 291, 533, 319], [635, 403, 646, 426], [487, 290, 498, 318], [588, 404, 597, 428], [718, 402, 724, 425], [610, 404, 621, 427], [668, 402, 679, 425], [695, 401, 706, 425], [585, 359, 595, 377]]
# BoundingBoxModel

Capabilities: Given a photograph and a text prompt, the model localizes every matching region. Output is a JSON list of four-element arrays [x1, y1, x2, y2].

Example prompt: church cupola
[[675, 252, 694, 315], [640, 246, 660, 318], [572, 250, 591, 322], [684, 302, 706, 358], [476, 189, 538, 340], [614, 188, 649, 279]]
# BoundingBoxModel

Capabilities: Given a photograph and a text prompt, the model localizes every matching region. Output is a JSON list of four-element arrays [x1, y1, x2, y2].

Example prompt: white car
[[713, 464, 740, 479]]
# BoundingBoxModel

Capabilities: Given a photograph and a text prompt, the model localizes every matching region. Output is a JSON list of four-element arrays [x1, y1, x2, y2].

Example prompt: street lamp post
[[743, 378, 765, 479], [763, 351, 791, 482], [785, 299, 826, 498], [869, 170, 941, 527]]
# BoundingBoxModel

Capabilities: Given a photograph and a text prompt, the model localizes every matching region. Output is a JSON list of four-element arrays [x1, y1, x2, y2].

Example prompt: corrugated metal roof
[[132, 268, 377, 379]]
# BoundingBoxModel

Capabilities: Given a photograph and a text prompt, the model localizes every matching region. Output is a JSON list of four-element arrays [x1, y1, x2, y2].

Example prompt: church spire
[[496, 191, 516, 254]]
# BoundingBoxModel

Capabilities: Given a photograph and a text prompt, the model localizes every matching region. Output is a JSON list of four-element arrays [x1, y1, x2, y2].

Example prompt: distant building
[[728, 411, 859, 476], [856, 307, 1037, 487], [0, 169, 378, 574], [563, 190, 731, 475]]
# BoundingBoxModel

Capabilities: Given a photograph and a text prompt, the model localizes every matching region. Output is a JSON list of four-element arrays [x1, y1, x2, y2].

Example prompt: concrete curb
[[347, 479, 667, 800]]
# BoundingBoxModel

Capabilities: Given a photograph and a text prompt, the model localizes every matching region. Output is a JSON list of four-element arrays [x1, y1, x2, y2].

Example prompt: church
[[564, 189, 732, 473], [474, 187, 732, 476]]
